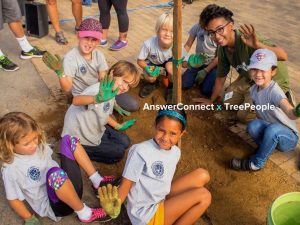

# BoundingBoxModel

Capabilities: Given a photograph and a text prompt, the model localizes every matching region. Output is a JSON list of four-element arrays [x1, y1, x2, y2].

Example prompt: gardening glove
[[114, 101, 131, 116], [187, 53, 206, 68], [42, 52, 64, 78], [94, 74, 119, 104], [24, 215, 42, 225], [195, 69, 208, 84], [98, 184, 121, 219], [294, 102, 300, 117], [115, 119, 136, 131], [145, 65, 160, 77]]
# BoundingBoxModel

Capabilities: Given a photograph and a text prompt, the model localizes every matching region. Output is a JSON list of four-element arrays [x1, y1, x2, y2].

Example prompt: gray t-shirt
[[188, 23, 217, 63], [250, 80, 298, 134], [123, 139, 181, 225], [62, 82, 114, 146], [63, 47, 108, 96], [1, 145, 60, 222]]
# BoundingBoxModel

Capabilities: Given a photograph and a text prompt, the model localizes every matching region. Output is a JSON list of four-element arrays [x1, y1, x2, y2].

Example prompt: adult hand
[[94, 74, 119, 104], [240, 24, 260, 49], [188, 53, 206, 68], [115, 119, 136, 131], [114, 102, 131, 116], [294, 102, 300, 117], [192, 97, 213, 105], [195, 69, 208, 84], [42, 52, 64, 78], [145, 65, 160, 77], [24, 215, 42, 225], [98, 184, 121, 219]]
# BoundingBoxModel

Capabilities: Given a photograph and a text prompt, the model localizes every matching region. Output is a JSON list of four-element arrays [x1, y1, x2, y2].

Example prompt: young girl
[[62, 60, 140, 164], [231, 49, 300, 171], [182, 11, 218, 97], [0, 112, 118, 224], [100, 107, 212, 225], [137, 12, 186, 102], [43, 18, 139, 112]]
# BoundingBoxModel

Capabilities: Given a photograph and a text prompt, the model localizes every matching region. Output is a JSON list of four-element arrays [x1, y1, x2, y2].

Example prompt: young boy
[[231, 49, 300, 171], [137, 12, 186, 102], [43, 18, 139, 111]]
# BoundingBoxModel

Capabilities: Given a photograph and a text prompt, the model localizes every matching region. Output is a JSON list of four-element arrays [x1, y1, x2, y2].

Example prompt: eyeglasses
[[207, 22, 231, 38]]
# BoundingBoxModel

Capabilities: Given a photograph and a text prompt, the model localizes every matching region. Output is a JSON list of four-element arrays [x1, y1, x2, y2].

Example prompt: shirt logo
[[150, 54, 158, 60], [151, 161, 164, 178], [27, 166, 41, 181], [103, 102, 110, 113], [236, 62, 248, 72], [79, 65, 87, 74], [255, 53, 265, 61]]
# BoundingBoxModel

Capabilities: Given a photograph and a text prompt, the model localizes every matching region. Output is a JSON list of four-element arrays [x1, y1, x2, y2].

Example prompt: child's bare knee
[[197, 188, 212, 207], [195, 168, 210, 184]]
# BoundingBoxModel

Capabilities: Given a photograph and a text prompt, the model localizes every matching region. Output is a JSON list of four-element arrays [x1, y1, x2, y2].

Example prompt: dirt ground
[[34, 84, 300, 225]]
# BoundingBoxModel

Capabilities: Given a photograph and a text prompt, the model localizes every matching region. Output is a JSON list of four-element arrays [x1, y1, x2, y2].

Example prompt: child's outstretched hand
[[145, 65, 160, 77], [115, 119, 136, 131], [42, 52, 64, 78], [98, 184, 121, 219], [294, 102, 300, 117], [24, 215, 42, 225], [188, 53, 206, 68], [114, 102, 131, 116], [94, 74, 119, 104]]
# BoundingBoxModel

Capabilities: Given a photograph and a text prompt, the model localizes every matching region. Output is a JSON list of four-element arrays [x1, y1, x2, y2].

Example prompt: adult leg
[[115, 92, 140, 112], [71, 0, 82, 28], [200, 67, 217, 96], [164, 169, 211, 225], [98, 0, 112, 41], [111, 0, 128, 41], [182, 68, 200, 89]]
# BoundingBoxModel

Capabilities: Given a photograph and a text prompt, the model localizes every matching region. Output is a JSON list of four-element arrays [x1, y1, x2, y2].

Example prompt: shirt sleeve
[[1, 166, 25, 201], [96, 51, 109, 72], [188, 24, 199, 38], [63, 54, 77, 78], [271, 83, 287, 107], [138, 41, 150, 60], [122, 146, 145, 183], [216, 47, 230, 77]]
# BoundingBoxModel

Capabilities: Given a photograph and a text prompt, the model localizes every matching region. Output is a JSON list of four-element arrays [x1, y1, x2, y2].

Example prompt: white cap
[[248, 49, 277, 71]]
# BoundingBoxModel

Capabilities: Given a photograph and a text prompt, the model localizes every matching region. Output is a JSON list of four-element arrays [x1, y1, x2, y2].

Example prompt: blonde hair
[[0, 112, 45, 164], [108, 60, 140, 88], [155, 12, 173, 33]]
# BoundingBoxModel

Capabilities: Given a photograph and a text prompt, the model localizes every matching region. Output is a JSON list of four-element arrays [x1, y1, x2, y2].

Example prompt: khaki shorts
[[0, 0, 22, 30]]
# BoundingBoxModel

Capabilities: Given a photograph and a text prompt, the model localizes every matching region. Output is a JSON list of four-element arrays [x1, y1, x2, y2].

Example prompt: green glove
[[187, 53, 206, 68], [24, 215, 42, 225], [42, 52, 64, 78], [115, 119, 136, 131], [98, 184, 121, 219], [94, 74, 119, 104], [114, 102, 131, 116], [145, 65, 160, 77], [294, 102, 300, 117], [195, 69, 208, 84]]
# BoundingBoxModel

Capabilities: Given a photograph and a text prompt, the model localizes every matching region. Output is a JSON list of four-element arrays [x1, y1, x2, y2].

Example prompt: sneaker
[[99, 39, 108, 47], [110, 39, 128, 51], [139, 81, 159, 98], [79, 208, 112, 223], [55, 31, 68, 45], [94, 176, 122, 198], [20, 46, 46, 59], [75, 26, 80, 34], [230, 158, 260, 171], [0, 56, 19, 72]]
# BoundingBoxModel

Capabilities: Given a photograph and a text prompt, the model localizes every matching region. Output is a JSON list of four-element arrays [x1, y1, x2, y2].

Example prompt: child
[[62, 60, 140, 163], [231, 49, 300, 171], [0, 112, 118, 224], [137, 12, 186, 102], [99, 107, 212, 225], [182, 11, 218, 97], [43, 18, 139, 112]]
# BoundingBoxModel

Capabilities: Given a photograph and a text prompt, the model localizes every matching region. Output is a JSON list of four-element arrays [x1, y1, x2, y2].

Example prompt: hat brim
[[78, 31, 102, 40], [247, 63, 273, 71]]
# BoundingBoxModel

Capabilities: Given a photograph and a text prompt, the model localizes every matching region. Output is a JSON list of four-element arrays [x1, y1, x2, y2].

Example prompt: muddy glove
[[115, 119, 136, 131], [187, 53, 206, 68], [98, 184, 121, 219], [145, 65, 160, 77], [94, 74, 119, 104], [294, 102, 300, 117], [114, 101, 131, 116], [42, 52, 64, 78], [195, 69, 207, 84], [24, 215, 42, 225]]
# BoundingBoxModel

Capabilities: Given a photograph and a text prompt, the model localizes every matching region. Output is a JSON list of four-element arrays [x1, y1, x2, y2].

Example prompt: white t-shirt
[[1, 145, 60, 222], [123, 139, 181, 225], [62, 82, 114, 146], [63, 47, 109, 96]]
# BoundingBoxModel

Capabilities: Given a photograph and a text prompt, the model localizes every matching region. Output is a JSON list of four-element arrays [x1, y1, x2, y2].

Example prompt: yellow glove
[[98, 184, 121, 219]]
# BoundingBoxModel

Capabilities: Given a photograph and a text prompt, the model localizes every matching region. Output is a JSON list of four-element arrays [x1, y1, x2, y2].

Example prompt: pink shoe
[[79, 208, 111, 223]]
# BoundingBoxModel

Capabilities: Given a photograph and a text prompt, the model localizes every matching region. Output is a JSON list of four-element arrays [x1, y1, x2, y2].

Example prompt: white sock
[[121, 40, 127, 43], [250, 162, 260, 170], [0, 49, 4, 57], [89, 171, 103, 189], [16, 36, 33, 52], [75, 203, 92, 220]]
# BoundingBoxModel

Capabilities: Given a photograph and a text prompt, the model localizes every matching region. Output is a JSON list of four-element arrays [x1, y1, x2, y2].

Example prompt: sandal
[[55, 31, 68, 45], [230, 158, 260, 171]]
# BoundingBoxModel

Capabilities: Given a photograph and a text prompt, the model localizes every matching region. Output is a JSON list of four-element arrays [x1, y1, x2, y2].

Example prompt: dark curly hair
[[200, 4, 234, 28]]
